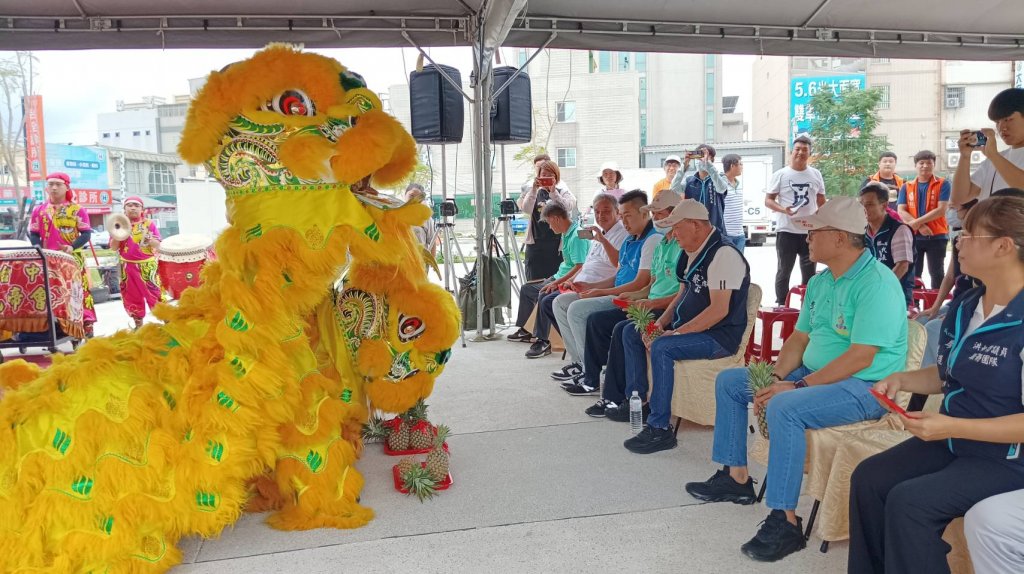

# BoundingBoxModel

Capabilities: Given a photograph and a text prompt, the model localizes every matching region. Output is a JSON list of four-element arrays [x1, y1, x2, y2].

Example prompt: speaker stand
[[436, 145, 468, 348], [497, 145, 526, 298]]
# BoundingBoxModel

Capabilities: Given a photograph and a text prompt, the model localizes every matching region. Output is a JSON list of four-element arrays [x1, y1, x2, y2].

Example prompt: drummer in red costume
[[109, 196, 163, 330], [28, 172, 97, 337]]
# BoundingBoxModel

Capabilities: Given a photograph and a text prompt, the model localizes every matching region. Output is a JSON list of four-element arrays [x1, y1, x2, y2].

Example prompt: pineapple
[[408, 420, 435, 451], [396, 457, 418, 477], [386, 418, 411, 451], [626, 302, 663, 346], [747, 360, 776, 440], [400, 464, 438, 502], [425, 425, 450, 482], [405, 400, 430, 425], [361, 412, 389, 443]]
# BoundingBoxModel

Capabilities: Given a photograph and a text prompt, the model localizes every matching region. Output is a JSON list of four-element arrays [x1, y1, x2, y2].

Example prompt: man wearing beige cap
[[684, 196, 908, 563], [618, 199, 750, 450]]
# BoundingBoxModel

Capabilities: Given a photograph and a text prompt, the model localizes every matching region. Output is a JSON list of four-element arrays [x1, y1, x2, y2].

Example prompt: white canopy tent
[[2, 0, 1021, 334]]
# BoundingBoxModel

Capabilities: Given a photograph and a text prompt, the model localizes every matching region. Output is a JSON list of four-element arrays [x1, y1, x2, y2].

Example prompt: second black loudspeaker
[[490, 66, 532, 144], [409, 64, 464, 144]]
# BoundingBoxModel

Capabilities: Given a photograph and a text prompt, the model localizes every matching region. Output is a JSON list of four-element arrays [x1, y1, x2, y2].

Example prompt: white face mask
[[653, 219, 672, 233]]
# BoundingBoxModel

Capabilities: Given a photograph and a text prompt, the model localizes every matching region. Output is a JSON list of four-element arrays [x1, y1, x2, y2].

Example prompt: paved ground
[[1, 239, 875, 573]]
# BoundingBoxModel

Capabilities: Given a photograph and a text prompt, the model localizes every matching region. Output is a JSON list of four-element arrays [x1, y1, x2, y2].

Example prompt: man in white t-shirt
[[952, 88, 1024, 205], [765, 135, 826, 305]]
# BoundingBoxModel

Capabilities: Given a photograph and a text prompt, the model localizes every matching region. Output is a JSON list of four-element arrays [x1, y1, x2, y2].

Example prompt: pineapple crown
[[404, 400, 429, 424], [747, 360, 777, 391], [625, 303, 655, 327], [433, 424, 450, 448], [400, 465, 438, 502]]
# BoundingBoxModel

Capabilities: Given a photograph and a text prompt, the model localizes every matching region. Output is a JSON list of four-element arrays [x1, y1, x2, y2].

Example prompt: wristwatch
[[794, 378, 809, 389]]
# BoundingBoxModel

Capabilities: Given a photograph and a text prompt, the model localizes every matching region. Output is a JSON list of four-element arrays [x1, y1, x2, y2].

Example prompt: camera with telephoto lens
[[499, 199, 519, 216], [440, 199, 458, 217]]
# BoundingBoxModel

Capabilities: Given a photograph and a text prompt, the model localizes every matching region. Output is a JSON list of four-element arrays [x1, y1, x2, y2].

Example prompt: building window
[[145, 130, 151, 136], [556, 101, 576, 123], [114, 132, 120, 137], [148, 164, 176, 196], [618, 52, 631, 72], [639, 77, 648, 109], [636, 53, 647, 73], [556, 147, 577, 169], [706, 72, 715, 106], [518, 49, 528, 68], [873, 58, 891, 64], [132, 130, 141, 136], [875, 84, 891, 110], [640, 112, 648, 148], [102, 132, 110, 138], [944, 86, 965, 109], [706, 110, 715, 142], [125, 159, 145, 195], [598, 51, 611, 73]]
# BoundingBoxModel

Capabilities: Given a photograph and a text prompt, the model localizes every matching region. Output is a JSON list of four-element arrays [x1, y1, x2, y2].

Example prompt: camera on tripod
[[499, 199, 519, 216], [440, 199, 458, 218]]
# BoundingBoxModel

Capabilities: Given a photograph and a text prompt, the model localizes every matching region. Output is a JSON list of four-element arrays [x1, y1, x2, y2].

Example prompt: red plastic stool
[[912, 288, 940, 310], [785, 285, 807, 309], [914, 277, 926, 289], [746, 307, 801, 364]]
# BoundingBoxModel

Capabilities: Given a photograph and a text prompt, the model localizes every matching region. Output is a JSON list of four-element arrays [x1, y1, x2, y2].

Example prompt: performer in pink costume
[[109, 195, 163, 329], [28, 172, 97, 337]]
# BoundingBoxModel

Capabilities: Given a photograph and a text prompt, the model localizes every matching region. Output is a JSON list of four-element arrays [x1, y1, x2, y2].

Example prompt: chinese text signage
[[790, 74, 866, 139]]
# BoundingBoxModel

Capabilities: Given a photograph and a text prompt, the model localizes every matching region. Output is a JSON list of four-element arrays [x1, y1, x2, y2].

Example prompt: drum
[[0, 247, 85, 339], [157, 234, 216, 300]]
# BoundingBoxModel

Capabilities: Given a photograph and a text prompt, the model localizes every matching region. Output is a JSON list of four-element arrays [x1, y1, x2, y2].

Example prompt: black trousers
[[525, 242, 562, 281], [583, 308, 628, 390], [534, 291, 560, 341], [515, 280, 549, 328], [774, 231, 815, 305], [913, 236, 948, 289], [848, 437, 1024, 574]]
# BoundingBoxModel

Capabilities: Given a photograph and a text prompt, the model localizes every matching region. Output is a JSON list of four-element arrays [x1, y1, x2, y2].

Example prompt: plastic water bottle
[[629, 391, 643, 435]]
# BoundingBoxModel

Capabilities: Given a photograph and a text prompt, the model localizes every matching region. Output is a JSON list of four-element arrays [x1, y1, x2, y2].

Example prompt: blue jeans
[[711, 365, 887, 510], [622, 325, 729, 429], [727, 234, 746, 254]]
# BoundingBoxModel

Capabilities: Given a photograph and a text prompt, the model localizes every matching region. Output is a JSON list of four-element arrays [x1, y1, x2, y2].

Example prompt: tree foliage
[[0, 51, 37, 235], [807, 87, 890, 197]]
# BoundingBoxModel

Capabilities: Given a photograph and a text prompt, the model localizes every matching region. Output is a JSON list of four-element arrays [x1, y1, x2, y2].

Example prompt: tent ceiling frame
[[511, 17, 1023, 51]]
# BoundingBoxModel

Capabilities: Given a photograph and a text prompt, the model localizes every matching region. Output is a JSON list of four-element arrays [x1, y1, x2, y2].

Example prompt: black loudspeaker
[[409, 64, 464, 144], [490, 66, 532, 144]]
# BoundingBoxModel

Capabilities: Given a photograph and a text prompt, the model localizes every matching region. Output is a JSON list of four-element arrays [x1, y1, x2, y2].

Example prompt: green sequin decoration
[[436, 349, 452, 365], [282, 271, 293, 285], [51, 428, 71, 455], [364, 223, 380, 242], [243, 224, 263, 242], [306, 450, 324, 473], [340, 389, 352, 403], [216, 391, 240, 413], [71, 476, 94, 497], [98, 515, 114, 535], [162, 390, 177, 411], [205, 440, 224, 462], [195, 491, 219, 511], [229, 356, 247, 378], [226, 310, 251, 332]]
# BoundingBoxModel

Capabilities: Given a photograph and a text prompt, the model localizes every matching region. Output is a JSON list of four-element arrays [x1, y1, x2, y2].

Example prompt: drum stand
[[436, 146, 468, 348]]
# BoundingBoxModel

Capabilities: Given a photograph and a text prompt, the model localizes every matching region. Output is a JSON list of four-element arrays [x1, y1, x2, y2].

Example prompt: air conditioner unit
[[971, 151, 985, 164], [946, 96, 962, 108], [948, 153, 960, 168]]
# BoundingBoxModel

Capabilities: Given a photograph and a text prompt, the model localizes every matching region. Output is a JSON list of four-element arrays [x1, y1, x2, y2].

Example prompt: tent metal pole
[[492, 31, 556, 99]]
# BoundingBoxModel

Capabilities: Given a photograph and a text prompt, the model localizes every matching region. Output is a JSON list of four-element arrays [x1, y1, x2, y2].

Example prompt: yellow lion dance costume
[[0, 45, 459, 573]]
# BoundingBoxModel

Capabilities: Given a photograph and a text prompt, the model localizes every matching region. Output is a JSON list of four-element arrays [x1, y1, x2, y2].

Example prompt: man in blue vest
[[668, 143, 728, 235], [685, 196, 908, 562], [621, 199, 751, 453], [860, 181, 914, 307]]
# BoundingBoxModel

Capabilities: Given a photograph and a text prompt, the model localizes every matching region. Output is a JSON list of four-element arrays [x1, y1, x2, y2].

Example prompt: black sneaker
[[563, 379, 599, 396], [606, 401, 650, 423], [551, 362, 583, 381], [623, 425, 678, 454], [740, 510, 806, 562], [525, 340, 551, 359], [684, 467, 757, 505], [506, 328, 533, 342], [585, 399, 617, 418]]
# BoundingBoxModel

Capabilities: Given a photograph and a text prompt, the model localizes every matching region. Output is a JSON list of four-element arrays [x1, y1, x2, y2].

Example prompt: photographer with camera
[[952, 88, 1024, 205], [517, 154, 577, 281], [668, 144, 729, 237]]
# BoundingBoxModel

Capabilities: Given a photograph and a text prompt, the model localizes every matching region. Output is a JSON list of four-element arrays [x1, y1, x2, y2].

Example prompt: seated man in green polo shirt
[[684, 196, 908, 563], [507, 201, 591, 343]]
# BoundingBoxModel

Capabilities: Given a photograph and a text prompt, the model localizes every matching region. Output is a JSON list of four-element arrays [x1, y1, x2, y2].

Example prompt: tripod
[[435, 147, 468, 347], [495, 144, 526, 300]]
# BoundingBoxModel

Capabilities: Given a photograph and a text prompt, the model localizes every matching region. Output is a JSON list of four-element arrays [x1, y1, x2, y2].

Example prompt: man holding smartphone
[[952, 88, 1024, 205]]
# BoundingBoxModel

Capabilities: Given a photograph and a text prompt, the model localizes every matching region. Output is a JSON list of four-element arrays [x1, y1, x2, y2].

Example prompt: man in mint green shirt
[[508, 202, 590, 341], [684, 197, 907, 563]]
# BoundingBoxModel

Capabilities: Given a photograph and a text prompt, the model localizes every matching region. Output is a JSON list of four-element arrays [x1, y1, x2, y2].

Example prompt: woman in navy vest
[[847, 195, 1024, 574]]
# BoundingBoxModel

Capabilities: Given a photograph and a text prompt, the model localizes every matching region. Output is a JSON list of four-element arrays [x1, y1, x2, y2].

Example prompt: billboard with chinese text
[[30, 144, 113, 213], [790, 74, 866, 139], [23, 95, 46, 181]]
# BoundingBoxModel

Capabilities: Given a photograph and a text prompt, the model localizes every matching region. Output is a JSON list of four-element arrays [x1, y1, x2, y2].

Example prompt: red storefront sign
[[24, 95, 46, 181], [76, 189, 114, 214], [0, 186, 29, 202]]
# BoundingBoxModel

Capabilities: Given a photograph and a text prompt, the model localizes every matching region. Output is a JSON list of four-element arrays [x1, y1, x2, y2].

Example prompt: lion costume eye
[[260, 89, 316, 116], [397, 314, 425, 343]]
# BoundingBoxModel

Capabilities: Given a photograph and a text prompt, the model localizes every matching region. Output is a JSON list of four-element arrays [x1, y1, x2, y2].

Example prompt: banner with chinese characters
[[1015, 61, 1024, 89], [790, 74, 866, 139], [29, 144, 114, 213], [23, 95, 46, 181]]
